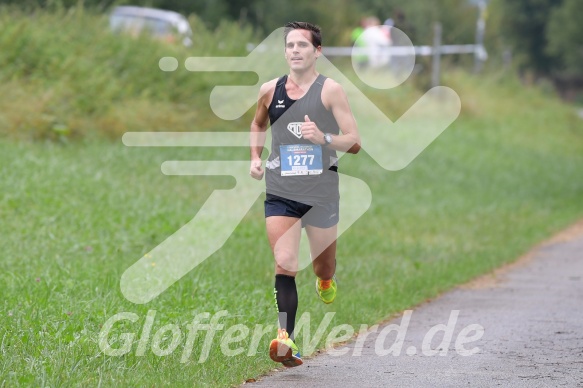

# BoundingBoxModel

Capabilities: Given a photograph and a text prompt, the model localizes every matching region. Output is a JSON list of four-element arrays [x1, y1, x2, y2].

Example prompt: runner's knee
[[274, 249, 298, 272]]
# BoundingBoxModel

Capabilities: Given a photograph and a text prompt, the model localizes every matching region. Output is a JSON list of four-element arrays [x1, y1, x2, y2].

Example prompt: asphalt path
[[248, 222, 583, 387]]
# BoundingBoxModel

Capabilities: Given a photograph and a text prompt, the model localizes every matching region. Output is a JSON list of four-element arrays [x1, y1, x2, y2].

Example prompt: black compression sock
[[274, 274, 298, 340]]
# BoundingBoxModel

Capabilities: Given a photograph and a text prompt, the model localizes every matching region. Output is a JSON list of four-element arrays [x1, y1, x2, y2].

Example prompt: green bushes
[[0, 6, 255, 140]]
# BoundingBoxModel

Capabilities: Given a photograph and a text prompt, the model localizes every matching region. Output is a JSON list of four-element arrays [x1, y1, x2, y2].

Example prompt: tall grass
[[0, 6, 256, 140]]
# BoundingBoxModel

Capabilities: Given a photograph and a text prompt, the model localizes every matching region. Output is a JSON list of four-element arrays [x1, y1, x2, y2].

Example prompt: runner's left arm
[[302, 80, 361, 154]]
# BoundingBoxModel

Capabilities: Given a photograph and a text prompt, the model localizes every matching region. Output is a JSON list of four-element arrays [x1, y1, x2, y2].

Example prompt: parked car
[[109, 6, 193, 47]]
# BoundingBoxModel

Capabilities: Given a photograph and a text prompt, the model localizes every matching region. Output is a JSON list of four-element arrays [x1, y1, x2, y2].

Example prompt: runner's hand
[[250, 159, 264, 180], [301, 115, 325, 145]]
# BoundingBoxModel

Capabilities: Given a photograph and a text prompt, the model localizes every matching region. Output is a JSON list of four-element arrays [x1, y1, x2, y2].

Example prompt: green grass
[[2, 70, 583, 386], [2, 6, 583, 387]]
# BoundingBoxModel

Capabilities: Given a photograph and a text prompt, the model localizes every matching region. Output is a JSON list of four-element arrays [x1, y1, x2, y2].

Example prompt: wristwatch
[[323, 133, 333, 145]]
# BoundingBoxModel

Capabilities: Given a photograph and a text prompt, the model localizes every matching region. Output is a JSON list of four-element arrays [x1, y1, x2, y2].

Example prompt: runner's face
[[285, 29, 320, 71]]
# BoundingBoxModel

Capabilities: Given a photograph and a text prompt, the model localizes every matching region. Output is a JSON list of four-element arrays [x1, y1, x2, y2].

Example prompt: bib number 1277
[[287, 154, 315, 167], [279, 144, 323, 176]]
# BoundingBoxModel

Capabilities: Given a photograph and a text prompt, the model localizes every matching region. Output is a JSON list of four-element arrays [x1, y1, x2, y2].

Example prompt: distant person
[[351, 17, 366, 43], [392, 9, 416, 45], [249, 21, 361, 367], [359, 17, 391, 69], [382, 17, 394, 42], [351, 17, 368, 69], [387, 10, 416, 75]]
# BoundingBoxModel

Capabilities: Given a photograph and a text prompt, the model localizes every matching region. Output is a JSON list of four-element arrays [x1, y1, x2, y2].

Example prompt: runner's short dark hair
[[284, 21, 322, 48]]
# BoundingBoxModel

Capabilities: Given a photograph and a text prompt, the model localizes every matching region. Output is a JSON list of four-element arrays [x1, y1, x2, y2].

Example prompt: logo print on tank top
[[287, 122, 303, 139], [276, 100, 285, 108]]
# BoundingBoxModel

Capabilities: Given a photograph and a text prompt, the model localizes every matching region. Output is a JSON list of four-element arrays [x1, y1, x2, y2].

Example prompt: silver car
[[110, 6, 193, 46]]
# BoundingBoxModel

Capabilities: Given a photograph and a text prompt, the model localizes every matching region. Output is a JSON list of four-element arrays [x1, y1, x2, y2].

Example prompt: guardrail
[[322, 44, 487, 59], [323, 24, 487, 87]]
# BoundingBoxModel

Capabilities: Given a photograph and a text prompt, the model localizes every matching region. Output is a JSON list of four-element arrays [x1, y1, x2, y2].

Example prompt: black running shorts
[[264, 193, 339, 228]]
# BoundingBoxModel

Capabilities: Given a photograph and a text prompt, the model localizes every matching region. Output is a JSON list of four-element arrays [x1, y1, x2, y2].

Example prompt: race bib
[[280, 144, 323, 176]]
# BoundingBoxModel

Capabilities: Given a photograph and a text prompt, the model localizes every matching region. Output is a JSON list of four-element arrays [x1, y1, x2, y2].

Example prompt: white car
[[110, 6, 193, 47]]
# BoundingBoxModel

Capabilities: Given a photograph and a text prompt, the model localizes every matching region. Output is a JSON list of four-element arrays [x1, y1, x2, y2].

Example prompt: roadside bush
[[0, 5, 256, 140]]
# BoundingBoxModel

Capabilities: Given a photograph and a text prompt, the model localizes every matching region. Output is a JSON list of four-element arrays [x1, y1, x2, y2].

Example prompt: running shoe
[[269, 328, 303, 367], [316, 275, 337, 304]]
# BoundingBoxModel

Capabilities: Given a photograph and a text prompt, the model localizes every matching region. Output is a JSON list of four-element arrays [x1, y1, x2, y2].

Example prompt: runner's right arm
[[250, 80, 276, 180]]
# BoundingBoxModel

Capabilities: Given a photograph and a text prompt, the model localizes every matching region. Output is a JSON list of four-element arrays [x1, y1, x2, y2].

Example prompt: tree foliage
[[492, 0, 561, 76], [546, 0, 583, 76], [491, 0, 583, 80]]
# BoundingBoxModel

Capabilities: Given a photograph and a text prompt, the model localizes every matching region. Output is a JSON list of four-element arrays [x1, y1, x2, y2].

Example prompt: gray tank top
[[265, 74, 340, 204]]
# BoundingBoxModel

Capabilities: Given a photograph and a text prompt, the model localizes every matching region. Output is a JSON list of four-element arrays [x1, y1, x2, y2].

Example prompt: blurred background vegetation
[[0, 0, 582, 140], [2, 0, 582, 79]]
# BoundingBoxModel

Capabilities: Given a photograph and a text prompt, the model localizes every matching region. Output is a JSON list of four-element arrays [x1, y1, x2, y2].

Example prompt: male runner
[[249, 21, 361, 367]]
